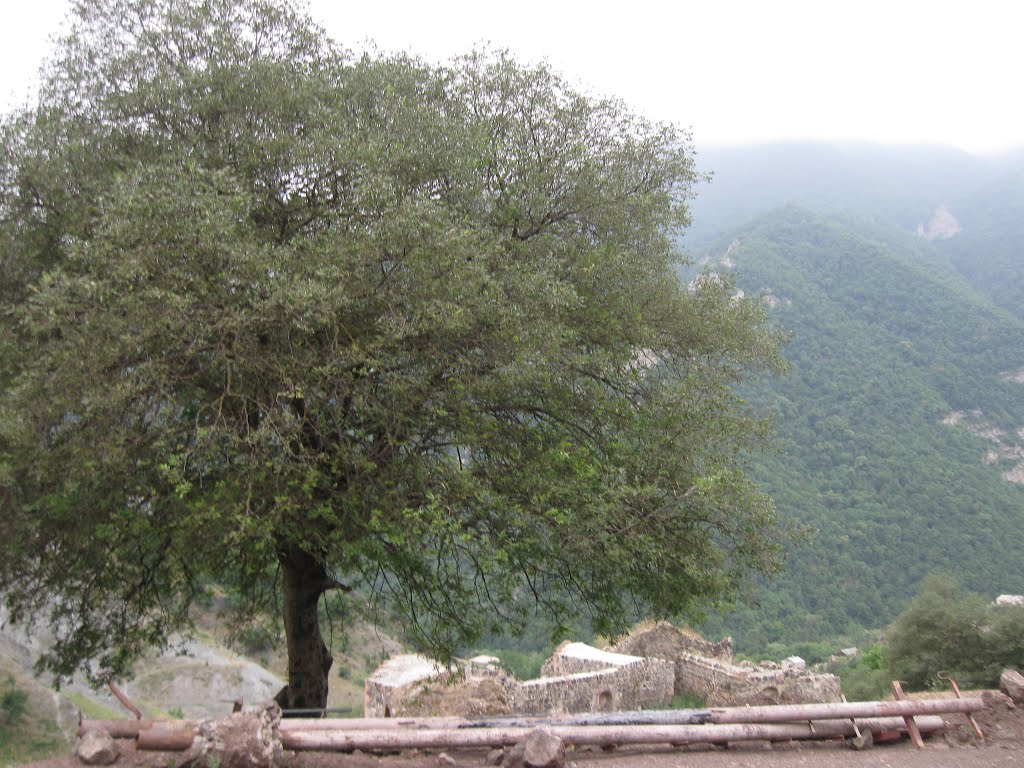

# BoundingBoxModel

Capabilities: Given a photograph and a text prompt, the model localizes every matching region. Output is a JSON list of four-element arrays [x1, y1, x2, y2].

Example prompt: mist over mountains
[[687, 142, 1024, 652]]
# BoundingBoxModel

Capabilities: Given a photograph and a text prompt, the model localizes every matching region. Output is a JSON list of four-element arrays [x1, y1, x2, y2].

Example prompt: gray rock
[[438, 752, 458, 767], [518, 727, 565, 768], [849, 727, 873, 750], [486, 748, 506, 765], [77, 729, 119, 766], [1000, 668, 1024, 704]]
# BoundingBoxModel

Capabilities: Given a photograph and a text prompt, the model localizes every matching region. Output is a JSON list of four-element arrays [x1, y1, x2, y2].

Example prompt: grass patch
[[63, 690, 124, 721], [0, 668, 70, 765]]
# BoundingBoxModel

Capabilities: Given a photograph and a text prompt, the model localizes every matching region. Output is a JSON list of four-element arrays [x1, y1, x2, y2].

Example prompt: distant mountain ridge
[[686, 141, 1021, 245]]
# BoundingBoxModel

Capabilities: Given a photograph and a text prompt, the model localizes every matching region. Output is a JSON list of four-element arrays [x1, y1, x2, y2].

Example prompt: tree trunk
[[276, 546, 333, 712]]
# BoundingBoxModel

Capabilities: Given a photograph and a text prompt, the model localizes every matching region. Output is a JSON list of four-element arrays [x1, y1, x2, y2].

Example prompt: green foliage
[[489, 649, 548, 681], [232, 624, 275, 656], [0, 0, 786, 697], [827, 645, 890, 701], [0, 671, 68, 764], [886, 575, 1024, 690], [696, 206, 1024, 653], [860, 644, 884, 671], [1, 675, 28, 724]]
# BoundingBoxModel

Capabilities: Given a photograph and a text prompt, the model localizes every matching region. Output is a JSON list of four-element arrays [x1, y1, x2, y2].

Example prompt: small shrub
[[168, 706, 185, 720], [336, 665, 351, 679], [2, 677, 29, 724], [831, 645, 889, 701]]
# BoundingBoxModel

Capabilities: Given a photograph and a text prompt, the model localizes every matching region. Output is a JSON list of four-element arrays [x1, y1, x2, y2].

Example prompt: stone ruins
[[364, 622, 840, 717]]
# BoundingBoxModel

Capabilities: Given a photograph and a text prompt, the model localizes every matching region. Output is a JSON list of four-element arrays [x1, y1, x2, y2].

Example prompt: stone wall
[[364, 623, 840, 717], [513, 656, 673, 714], [612, 622, 840, 707], [673, 652, 841, 706], [612, 621, 734, 664], [364, 643, 673, 718], [365, 655, 521, 718]]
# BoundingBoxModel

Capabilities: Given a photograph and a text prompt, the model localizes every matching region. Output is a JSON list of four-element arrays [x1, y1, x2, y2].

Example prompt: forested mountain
[[693, 200, 1024, 653], [936, 167, 1024, 322]]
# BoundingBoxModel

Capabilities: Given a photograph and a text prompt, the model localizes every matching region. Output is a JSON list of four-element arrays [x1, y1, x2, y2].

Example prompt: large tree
[[0, 0, 785, 709]]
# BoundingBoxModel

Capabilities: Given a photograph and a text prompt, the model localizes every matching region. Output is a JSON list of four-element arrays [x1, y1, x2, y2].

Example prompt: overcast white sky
[[1, 0, 1021, 154]]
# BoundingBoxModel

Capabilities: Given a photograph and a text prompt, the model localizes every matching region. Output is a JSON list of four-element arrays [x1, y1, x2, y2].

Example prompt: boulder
[[1000, 668, 1024, 704], [76, 729, 119, 766], [503, 727, 565, 768]]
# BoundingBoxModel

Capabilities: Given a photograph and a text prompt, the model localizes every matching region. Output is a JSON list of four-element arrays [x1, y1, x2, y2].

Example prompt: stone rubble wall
[[365, 623, 841, 717], [611, 621, 734, 665], [540, 641, 645, 676], [512, 656, 674, 714], [610, 621, 840, 707], [676, 652, 839, 706], [364, 646, 673, 717], [366, 667, 518, 718]]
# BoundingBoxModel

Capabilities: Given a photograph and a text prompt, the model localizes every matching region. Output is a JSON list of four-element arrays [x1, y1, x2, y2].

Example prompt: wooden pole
[[707, 697, 982, 724], [890, 681, 924, 748], [135, 728, 196, 751], [130, 717, 945, 752], [78, 719, 200, 739], [275, 710, 712, 731], [105, 679, 143, 720], [280, 716, 946, 752], [941, 673, 985, 742], [275, 696, 982, 733]]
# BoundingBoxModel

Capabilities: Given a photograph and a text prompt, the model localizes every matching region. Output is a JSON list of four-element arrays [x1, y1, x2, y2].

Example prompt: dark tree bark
[[275, 546, 334, 713]]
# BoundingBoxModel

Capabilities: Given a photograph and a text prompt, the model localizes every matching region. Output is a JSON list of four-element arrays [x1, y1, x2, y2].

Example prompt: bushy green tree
[[0, 0, 785, 708], [887, 575, 1024, 689]]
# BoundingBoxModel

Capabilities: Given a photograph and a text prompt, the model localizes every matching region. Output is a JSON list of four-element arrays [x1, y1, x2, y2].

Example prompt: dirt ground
[[20, 691, 1023, 768]]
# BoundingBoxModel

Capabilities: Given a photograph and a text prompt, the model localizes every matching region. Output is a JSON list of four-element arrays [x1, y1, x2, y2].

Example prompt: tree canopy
[[0, 0, 785, 708]]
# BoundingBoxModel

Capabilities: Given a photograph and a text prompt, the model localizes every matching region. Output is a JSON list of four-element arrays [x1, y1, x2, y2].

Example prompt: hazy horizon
[[2, 0, 1022, 155]]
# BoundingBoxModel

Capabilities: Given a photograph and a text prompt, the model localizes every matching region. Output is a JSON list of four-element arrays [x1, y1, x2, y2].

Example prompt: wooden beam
[[280, 716, 946, 752], [890, 681, 924, 748]]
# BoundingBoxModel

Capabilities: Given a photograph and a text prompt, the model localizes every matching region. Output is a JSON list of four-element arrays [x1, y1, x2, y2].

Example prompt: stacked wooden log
[[78, 697, 984, 753]]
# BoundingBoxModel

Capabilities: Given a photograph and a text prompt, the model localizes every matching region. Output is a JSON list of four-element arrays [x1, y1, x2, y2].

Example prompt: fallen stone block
[[77, 729, 119, 766], [503, 727, 565, 768], [1000, 668, 1024, 704]]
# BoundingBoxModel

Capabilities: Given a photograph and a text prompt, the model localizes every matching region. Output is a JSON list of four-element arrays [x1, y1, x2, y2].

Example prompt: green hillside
[[695, 206, 1024, 652], [937, 168, 1024, 323]]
